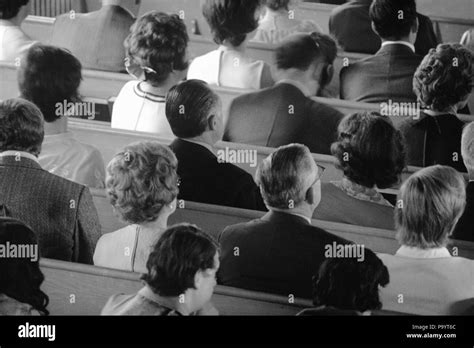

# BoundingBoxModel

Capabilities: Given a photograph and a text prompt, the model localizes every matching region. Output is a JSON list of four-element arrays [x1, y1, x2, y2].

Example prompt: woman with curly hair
[[400, 43, 474, 172], [0, 217, 49, 316], [111, 11, 189, 135], [93, 141, 180, 273], [252, 0, 322, 44], [314, 112, 406, 230], [187, 0, 274, 90]]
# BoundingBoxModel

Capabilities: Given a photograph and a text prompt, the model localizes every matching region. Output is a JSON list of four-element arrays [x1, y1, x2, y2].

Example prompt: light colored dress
[[0, 20, 36, 62], [0, 294, 42, 315], [39, 132, 105, 189], [252, 9, 322, 44], [187, 46, 274, 90], [94, 225, 165, 273], [111, 80, 174, 137]]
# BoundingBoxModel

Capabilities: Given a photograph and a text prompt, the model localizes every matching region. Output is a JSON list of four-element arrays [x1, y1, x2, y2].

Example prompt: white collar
[[181, 139, 214, 154], [396, 246, 452, 259], [0, 20, 19, 28], [277, 79, 312, 97], [0, 150, 39, 163], [381, 41, 415, 53]]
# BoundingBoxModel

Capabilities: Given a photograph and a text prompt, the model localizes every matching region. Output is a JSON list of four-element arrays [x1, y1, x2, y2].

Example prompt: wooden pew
[[90, 188, 474, 260], [40, 258, 312, 315]]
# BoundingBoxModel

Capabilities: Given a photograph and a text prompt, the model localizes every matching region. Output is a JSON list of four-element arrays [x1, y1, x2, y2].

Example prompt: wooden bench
[[69, 118, 425, 196], [40, 258, 312, 315], [90, 188, 474, 260]]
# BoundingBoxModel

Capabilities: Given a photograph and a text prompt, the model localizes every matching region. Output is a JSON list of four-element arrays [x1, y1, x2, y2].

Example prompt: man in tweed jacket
[[0, 98, 101, 264]]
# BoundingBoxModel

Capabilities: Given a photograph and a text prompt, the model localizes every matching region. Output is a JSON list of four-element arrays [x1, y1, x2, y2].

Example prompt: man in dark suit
[[218, 144, 353, 299], [453, 123, 474, 242], [329, 0, 438, 56], [224, 33, 344, 155], [340, 0, 424, 103], [0, 99, 101, 264], [50, 0, 135, 72], [166, 80, 266, 211]]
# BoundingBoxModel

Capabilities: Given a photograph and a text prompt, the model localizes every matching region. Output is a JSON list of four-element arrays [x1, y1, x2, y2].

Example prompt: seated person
[[340, 0, 423, 103], [453, 122, 474, 242], [298, 248, 390, 316], [94, 142, 179, 273], [378, 165, 474, 315], [0, 0, 36, 62], [329, 0, 437, 55], [400, 43, 473, 172], [0, 98, 101, 263], [314, 112, 405, 230], [112, 11, 189, 135], [252, 0, 322, 44], [187, 0, 274, 90], [50, 0, 135, 72], [225, 32, 343, 155], [102, 224, 219, 316], [166, 79, 266, 211], [19, 44, 106, 188], [218, 144, 352, 299], [0, 217, 49, 315]]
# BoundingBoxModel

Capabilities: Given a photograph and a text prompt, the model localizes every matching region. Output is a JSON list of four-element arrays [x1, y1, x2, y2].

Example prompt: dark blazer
[[51, 5, 135, 72], [224, 83, 344, 155], [340, 44, 423, 103], [329, 0, 438, 55], [169, 139, 266, 211], [313, 183, 395, 230], [0, 156, 101, 264], [399, 112, 467, 172], [217, 211, 352, 298], [453, 182, 474, 242]]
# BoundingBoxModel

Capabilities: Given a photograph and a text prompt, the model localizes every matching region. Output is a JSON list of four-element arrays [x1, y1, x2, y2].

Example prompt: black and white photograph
[[0, 0, 473, 346]]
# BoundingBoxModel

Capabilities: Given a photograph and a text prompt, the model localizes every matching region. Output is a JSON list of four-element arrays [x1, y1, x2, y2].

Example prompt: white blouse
[[111, 80, 175, 138], [187, 46, 272, 90]]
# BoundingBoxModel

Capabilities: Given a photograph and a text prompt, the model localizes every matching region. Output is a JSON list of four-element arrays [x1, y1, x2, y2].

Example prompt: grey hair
[[461, 122, 474, 173], [255, 144, 314, 209], [395, 165, 466, 249]]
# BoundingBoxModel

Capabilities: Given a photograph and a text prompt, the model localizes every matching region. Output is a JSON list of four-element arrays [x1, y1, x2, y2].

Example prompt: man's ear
[[305, 184, 315, 205], [207, 115, 217, 131], [412, 16, 419, 35], [194, 270, 203, 289], [371, 21, 379, 36]]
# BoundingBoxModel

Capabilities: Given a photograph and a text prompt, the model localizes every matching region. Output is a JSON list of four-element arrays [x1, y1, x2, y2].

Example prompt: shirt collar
[[381, 41, 415, 53], [138, 286, 186, 315], [0, 151, 39, 164], [269, 209, 312, 224], [277, 79, 312, 97], [182, 139, 215, 154], [0, 20, 18, 28], [396, 246, 452, 259]]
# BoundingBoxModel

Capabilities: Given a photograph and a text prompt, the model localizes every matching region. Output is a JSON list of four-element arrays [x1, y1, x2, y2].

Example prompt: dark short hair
[[369, 0, 417, 40], [331, 112, 406, 189], [312, 248, 389, 312], [106, 141, 179, 225], [166, 80, 220, 138], [265, 0, 290, 11], [396, 165, 466, 249], [276, 32, 337, 71], [203, 0, 262, 47], [0, 98, 44, 156], [0, 0, 29, 20], [0, 217, 49, 315], [125, 11, 189, 86], [414, 43, 473, 111], [142, 224, 219, 297], [18, 45, 82, 123]]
